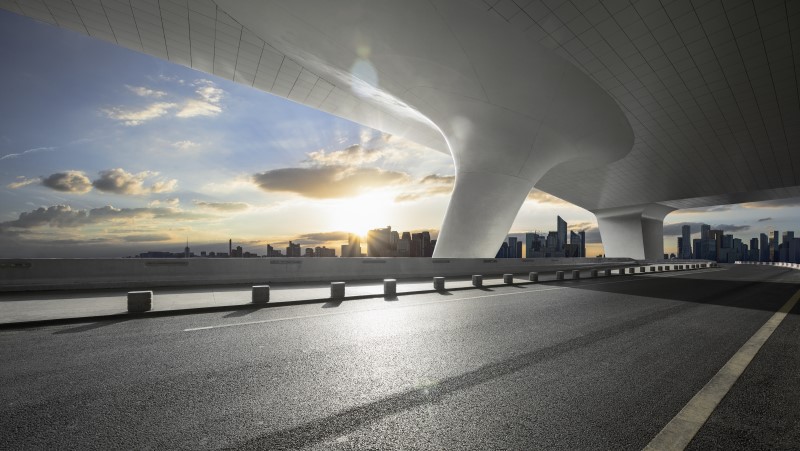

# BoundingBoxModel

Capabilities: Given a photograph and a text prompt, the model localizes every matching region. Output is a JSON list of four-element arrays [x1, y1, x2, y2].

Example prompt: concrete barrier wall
[[0, 257, 635, 291]]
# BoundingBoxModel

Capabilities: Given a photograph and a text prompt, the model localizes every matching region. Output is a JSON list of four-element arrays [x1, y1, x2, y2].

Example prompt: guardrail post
[[383, 279, 396, 297], [529, 272, 538, 282], [128, 291, 153, 313], [251, 285, 270, 304], [331, 282, 345, 298], [433, 277, 445, 291]]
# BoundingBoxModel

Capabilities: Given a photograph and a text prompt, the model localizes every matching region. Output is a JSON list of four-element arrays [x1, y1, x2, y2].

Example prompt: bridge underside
[[3, 0, 799, 259]]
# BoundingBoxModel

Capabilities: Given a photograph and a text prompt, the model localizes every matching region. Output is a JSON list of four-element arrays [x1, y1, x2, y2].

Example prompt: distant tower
[[184, 237, 190, 258], [556, 216, 567, 255], [229, 239, 232, 257]]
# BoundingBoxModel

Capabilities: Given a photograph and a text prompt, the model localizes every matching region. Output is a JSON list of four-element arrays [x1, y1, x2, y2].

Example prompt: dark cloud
[[0, 205, 206, 231], [758, 217, 772, 222], [92, 168, 176, 194], [296, 231, 350, 243], [41, 171, 93, 193], [395, 174, 454, 202], [193, 201, 250, 212], [252, 166, 408, 199], [663, 222, 750, 236]]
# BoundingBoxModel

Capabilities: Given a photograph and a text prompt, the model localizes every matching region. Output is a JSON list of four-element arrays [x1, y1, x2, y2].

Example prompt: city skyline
[[1, 9, 799, 259]]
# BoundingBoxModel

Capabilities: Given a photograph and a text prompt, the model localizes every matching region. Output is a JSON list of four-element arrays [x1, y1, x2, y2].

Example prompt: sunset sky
[[1, 9, 797, 258]]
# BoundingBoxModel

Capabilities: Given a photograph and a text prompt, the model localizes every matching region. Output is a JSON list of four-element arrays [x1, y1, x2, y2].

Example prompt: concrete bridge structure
[[2, 0, 799, 259]]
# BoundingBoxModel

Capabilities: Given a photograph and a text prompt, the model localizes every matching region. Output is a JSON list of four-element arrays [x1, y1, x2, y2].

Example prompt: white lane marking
[[183, 267, 726, 332], [643, 287, 800, 451]]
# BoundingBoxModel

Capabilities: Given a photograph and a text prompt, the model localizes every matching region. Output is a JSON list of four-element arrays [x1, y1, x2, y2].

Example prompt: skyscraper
[[579, 230, 586, 257], [508, 236, 518, 258], [557, 216, 567, 255], [701, 224, 711, 240], [367, 226, 392, 257], [760, 233, 769, 262], [681, 224, 691, 259]]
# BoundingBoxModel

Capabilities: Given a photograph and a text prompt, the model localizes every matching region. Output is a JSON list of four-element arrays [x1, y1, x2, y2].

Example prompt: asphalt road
[[1, 265, 798, 450]]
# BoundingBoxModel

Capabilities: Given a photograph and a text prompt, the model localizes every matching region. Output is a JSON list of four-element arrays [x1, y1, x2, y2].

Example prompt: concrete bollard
[[383, 279, 396, 297], [572, 269, 580, 279], [628, 268, 636, 274], [331, 281, 345, 298], [555, 271, 564, 280], [639, 267, 646, 273], [604, 269, 612, 276], [650, 267, 656, 272], [529, 272, 538, 282], [251, 285, 270, 304], [701, 263, 706, 268], [472, 275, 483, 287], [127, 291, 153, 313], [591, 269, 598, 278], [657, 266, 663, 271], [665, 265, 671, 271], [503, 273, 514, 284], [433, 277, 445, 291], [618, 268, 626, 275]]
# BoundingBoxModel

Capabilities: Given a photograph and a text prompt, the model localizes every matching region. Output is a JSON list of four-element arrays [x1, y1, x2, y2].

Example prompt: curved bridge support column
[[594, 204, 675, 260], [433, 171, 534, 258]]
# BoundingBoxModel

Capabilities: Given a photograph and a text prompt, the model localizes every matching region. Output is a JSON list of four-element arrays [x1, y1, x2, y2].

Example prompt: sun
[[327, 192, 392, 237]]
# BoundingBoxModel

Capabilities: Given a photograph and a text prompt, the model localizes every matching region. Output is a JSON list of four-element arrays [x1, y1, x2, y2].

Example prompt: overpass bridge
[[3, 0, 799, 259]]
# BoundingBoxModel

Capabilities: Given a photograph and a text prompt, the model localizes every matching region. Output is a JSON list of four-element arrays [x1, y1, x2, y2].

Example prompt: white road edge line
[[643, 287, 800, 451], [183, 267, 726, 332]]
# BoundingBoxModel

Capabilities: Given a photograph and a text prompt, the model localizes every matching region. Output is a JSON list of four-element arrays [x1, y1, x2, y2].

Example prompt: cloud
[[758, 217, 772, 222], [121, 233, 172, 242], [672, 205, 734, 214], [0, 204, 206, 231], [92, 168, 177, 195], [253, 166, 409, 199], [105, 79, 225, 125], [0, 146, 57, 161], [742, 197, 800, 208], [296, 231, 350, 243], [6, 176, 40, 189], [102, 102, 177, 126], [149, 198, 180, 207], [305, 144, 384, 166], [193, 200, 251, 212], [172, 140, 199, 151], [126, 85, 167, 98], [527, 189, 570, 205], [395, 174, 454, 202], [176, 99, 222, 118], [41, 171, 93, 193], [176, 80, 224, 118]]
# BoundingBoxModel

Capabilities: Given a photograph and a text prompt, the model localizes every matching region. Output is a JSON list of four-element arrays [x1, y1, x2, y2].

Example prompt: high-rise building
[[367, 226, 392, 257], [760, 233, 769, 262], [750, 238, 759, 261], [772, 230, 779, 262], [397, 233, 411, 257], [681, 224, 691, 259], [286, 241, 301, 257], [701, 224, 711, 240], [496, 242, 509, 258], [346, 234, 362, 257], [579, 230, 586, 257], [422, 231, 433, 257], [557, 216, 567, 254], [508, 236, 518, 258]]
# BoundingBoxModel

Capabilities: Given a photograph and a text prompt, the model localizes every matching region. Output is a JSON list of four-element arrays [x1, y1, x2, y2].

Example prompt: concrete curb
[[0, 265, 715, 330]]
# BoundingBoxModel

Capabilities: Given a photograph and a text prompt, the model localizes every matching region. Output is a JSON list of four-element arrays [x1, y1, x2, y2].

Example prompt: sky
[[0, 9, 798, 259]]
